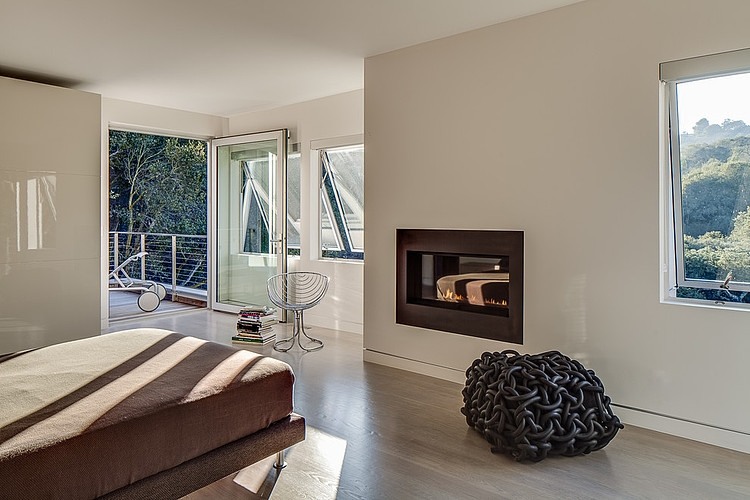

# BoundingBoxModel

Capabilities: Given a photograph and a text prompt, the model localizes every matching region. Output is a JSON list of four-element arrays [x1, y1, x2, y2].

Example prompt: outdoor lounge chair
[[108, 251, 167, 312]]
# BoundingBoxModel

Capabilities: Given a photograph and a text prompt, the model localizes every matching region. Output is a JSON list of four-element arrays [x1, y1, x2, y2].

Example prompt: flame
[[485, 298, 508, 306], [440, 288, 507, 307]]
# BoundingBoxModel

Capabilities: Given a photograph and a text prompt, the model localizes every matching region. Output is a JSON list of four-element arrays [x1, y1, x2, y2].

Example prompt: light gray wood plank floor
[[105, 310, 750, 500]]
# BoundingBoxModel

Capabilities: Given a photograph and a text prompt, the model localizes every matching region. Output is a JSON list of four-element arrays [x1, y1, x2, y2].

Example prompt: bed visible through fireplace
[[396, 229, 523, 344]]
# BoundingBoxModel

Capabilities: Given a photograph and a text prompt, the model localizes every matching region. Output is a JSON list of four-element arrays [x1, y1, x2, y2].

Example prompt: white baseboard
[[363, 350, 750, 455], [609, 405, 750, 455], [363, 349, 466, 384], [305, 313, 362, 335]]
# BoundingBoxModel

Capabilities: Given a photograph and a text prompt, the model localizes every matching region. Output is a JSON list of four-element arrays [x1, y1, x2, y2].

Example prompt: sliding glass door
[[211, 130, 287, 312]]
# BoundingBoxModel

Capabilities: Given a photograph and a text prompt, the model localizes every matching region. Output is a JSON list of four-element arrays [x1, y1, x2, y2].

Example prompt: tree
[[109, 131, 208, 288], [109, 131, 207, 238], [692, 118, 710, 135], [683, 232, 724, 281], [681, 118, 750, 146], [681, 158, 750, 237], [717, 208, 750, 282], [676, 119, 750, 298]]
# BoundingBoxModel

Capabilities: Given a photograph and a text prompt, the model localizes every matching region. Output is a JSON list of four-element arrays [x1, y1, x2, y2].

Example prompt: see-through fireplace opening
[[396, 229, 523, 344]]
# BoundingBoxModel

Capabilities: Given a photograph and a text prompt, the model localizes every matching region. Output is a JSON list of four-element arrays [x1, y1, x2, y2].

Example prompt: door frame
[[209, 129, 288, 314]]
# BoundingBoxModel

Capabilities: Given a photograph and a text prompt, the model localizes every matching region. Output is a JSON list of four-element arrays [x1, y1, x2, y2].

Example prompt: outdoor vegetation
[[109, 130, 208, 292], [678, 118, 750, 302], [109, 130, 207, 235]]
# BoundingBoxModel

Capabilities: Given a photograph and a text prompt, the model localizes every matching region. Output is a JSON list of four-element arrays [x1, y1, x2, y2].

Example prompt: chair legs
[[273, 310, 324, 352]]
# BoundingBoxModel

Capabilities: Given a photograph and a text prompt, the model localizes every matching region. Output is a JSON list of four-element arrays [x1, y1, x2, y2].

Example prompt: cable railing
[[109, 231, 208, 303]]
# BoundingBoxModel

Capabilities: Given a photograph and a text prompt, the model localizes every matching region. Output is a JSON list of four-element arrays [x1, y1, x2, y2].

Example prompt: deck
[[109, 290, 202, 320]]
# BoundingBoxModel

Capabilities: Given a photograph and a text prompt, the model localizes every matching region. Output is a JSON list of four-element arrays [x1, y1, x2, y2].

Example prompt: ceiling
[[0, 0, 583, 117]]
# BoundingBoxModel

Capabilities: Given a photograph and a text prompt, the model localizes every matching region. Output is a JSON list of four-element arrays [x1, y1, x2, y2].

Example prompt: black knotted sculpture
[[461, 350, 623, 462]]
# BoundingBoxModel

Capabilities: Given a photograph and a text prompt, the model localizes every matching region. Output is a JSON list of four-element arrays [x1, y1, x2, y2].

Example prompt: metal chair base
[[273, 310, 324, 352]]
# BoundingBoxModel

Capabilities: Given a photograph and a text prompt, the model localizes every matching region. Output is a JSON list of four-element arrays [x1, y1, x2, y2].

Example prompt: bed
[[0, 328, 305, 499]]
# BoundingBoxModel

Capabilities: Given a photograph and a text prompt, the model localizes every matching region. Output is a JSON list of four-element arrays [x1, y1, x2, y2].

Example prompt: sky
[[677, 72, 750, 133]]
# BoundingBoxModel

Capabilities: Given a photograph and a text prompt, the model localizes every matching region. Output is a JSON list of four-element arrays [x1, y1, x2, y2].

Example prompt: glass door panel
[[211, 130, 287, 312]]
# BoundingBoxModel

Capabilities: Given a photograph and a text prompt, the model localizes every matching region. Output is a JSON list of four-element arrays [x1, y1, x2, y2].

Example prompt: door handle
[[270, 237, 284, 254]]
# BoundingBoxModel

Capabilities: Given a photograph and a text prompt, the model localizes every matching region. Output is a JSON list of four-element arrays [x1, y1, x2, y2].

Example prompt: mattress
[[0, 328, 295, 499]]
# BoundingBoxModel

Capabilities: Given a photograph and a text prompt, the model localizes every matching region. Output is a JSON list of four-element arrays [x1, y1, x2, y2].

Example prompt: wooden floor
[[106, 310, 750, 500]]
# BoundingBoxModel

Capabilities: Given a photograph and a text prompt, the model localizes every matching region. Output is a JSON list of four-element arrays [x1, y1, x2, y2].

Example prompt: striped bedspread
[[0, 328, 295, 499]]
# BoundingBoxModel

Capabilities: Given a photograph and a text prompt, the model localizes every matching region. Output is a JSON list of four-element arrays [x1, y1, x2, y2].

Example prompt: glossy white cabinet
[[0, 77, 101, 353]]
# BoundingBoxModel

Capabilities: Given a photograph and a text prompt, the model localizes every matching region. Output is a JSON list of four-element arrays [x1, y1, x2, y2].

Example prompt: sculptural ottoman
[[461, 350, 623, 462]]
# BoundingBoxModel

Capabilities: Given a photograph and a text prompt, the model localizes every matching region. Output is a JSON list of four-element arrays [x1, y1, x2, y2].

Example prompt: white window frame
[[661, 47, 750, 307], [286, 150, 302, 255], [310, 134, 364, 262]]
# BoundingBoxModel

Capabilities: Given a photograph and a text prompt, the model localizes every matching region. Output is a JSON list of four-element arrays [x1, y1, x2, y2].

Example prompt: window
[[239, 145, 273, 254], [319, 144, 364, 260], [235, 145, 300, 257], [662, 48, 750, 305], [287, 151, 301, 255]]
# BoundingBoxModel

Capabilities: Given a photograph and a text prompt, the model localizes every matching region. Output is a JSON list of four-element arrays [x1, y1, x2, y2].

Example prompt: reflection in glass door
[[211, 130, 287, 312]]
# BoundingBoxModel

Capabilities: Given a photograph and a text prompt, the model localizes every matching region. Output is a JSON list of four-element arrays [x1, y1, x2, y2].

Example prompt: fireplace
[[396, 229, 523, 344]]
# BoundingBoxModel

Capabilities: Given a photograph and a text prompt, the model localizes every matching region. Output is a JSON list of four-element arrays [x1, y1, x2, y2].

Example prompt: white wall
[[101, 98, 228, 327], [103, 98, 228, 139], [364, 0, 750, 452], [0, 77, 101, 352], [100, 95, 364, 333], [229, 90, 364, 334]]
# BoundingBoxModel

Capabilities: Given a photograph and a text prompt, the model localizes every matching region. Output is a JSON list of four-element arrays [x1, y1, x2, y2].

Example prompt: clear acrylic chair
[[267, 272, 329, 352]]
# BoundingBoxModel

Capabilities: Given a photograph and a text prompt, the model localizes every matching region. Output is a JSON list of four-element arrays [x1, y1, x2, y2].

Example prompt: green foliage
[[681, 158, 750, 237], [680, 118, 750, 147], [683, 233, 723, 281], [109, 131, 207, 236], [676, 285, 750, 303], [680, 143, 731, 172], [678, 119, 750, 291], [718, 209, 750, 282]]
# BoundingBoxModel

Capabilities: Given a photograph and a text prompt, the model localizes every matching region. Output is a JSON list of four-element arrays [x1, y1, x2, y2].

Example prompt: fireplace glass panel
[[407, 252, 510, 316]]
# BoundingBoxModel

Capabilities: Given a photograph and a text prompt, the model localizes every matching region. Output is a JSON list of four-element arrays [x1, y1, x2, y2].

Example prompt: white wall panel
[[0, 77, 101, 352], [228, 91, 365, 334], [364, 0, 750, 450]]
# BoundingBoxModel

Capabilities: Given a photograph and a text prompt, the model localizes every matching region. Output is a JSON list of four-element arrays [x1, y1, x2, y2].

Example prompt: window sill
[[661, 295, 750, 313], [318, 257, 364, 265]]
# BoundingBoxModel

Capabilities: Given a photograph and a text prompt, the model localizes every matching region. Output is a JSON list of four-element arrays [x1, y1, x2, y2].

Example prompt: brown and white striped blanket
[[0, 328, 295, 499]]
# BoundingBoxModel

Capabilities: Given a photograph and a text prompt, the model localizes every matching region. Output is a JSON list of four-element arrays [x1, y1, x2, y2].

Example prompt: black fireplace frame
[[396, 229, 524, 344]]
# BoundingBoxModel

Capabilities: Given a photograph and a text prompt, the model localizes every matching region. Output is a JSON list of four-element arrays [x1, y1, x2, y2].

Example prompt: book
[[236, 306, 278, 340], [238, 305, 276, 315], [236, 322, 275, 333], [237, 318, 279, 327], [235, 329, 275, 339], [232, 335, 275, 345], [237, 316, 278, 326]]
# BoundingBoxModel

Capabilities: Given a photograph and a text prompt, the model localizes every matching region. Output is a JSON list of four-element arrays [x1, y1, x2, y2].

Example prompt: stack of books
[[232, 305, 278, 346]]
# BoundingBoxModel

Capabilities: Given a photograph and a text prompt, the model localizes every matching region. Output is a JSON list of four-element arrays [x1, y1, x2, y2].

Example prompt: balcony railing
[[109, 231, 207, 303]]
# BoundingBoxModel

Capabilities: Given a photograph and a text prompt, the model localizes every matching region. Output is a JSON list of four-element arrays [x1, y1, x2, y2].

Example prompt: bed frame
[[102, 413, 305, 499]]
